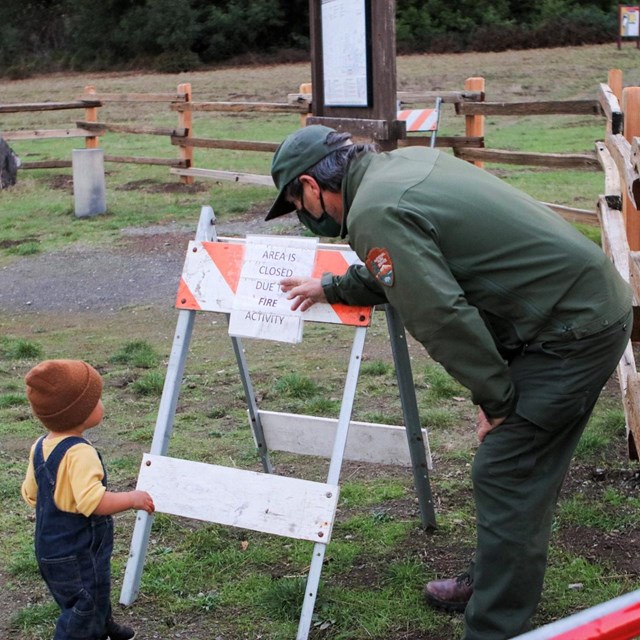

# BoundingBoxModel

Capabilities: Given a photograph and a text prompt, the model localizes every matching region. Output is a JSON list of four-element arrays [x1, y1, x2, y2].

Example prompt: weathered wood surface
[[0, 101, 101, 113], [136, 453, 339, 543], [2, 128, 94, 140], [598, 198, 640, 459], [457, 99, 603, 116], [78, 92, 186, 103], [288, 90, 485, 106], [606, 133, 640, 208], [104, 155, 186, 166], [257, 410, 431, 467], [76, 121, 188, 137], [306, 116, 394, 140], [170, 136, 279, 152], [454, 147, 600, 169], [21, 160, 72, 169], [540, 202, 599, 226], [171, 101, 305, 113], [398, 135, 484, 149], [595, 140, 623, 210], [170, 167, 274, 186], [598, 83, 624, 135]]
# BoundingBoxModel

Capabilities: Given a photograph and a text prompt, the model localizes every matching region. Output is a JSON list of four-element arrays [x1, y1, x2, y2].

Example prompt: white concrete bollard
[[72, 148, 106, 218]]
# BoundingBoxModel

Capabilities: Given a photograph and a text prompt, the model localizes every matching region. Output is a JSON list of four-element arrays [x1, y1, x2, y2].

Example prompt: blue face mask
[[296, 210, 342, 237]]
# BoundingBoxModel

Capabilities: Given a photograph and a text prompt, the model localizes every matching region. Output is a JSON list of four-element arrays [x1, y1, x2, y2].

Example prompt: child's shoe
[[104, 616, 136, 640]]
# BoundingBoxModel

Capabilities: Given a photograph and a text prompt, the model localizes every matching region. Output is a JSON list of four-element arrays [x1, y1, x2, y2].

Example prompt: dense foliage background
[[0, 0, 619, 77]]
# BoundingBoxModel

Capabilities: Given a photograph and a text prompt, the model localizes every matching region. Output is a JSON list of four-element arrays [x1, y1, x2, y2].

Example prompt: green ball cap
[[265, 125, 339, 221]]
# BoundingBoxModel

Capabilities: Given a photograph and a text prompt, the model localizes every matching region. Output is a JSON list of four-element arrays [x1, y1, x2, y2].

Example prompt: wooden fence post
[[299, 83, 312, 127], [609, 69, 623, 103], [84, 85, 99, 149], [465, 77, 485, 168], [177, 82, 193, 185], [622, 87, 640, 249]]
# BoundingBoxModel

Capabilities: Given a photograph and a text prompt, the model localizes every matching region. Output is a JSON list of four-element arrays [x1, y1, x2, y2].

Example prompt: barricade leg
[[385, 305, 437, 529]]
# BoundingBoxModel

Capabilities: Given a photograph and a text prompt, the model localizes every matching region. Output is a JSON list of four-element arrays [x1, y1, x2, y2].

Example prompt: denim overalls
[[34, 436, 114, 640]]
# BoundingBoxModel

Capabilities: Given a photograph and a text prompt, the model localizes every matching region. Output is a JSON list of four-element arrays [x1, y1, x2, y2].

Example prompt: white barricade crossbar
[[255, 410, 432, 468], [137, 454, 339, 543]]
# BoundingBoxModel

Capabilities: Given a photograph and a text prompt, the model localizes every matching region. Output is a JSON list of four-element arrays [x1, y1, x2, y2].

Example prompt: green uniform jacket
[[321, 148, 632, 419]]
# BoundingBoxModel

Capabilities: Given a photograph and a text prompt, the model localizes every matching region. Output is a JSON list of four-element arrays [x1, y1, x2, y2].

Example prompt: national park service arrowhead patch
[[366, 247, 394, 287]]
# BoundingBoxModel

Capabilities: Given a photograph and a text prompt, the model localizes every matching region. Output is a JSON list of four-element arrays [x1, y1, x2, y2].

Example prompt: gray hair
[[285, 131, 377, 202]]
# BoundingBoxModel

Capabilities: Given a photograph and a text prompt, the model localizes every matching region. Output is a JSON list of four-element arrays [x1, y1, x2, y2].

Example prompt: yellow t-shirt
[[21, 435, 107, 517]]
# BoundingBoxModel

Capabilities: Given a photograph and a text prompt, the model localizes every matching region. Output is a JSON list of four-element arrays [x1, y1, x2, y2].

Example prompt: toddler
[[21, 359, 154, 640]]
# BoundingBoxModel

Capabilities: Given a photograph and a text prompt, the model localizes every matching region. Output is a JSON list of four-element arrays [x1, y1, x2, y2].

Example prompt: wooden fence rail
[[1, 73, 639, 456], [596, 70, 640, 458]]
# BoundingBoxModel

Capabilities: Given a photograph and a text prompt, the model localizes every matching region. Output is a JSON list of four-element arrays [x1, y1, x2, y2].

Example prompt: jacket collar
[[340, 152, 375, 239]]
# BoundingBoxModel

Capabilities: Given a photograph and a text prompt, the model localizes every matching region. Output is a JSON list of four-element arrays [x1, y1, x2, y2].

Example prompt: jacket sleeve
[[351, 207, 516, 419], [321, 263, 388, 307]]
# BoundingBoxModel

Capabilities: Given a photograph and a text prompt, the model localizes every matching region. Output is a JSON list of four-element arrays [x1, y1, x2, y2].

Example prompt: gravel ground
[[0, 218, 300, 314]]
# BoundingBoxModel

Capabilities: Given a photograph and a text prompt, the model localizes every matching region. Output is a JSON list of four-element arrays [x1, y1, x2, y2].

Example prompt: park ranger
[[264, 125, 633, 640]]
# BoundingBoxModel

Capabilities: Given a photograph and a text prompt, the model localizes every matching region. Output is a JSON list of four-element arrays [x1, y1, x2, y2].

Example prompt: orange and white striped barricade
[[397, 97, 442, 148], [121, 206, 435, 640], [513, 589, 640, 640]]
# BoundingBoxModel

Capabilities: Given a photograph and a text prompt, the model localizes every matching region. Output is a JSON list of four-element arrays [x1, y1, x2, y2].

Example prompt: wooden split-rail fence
[[2, 72, 640, 456]]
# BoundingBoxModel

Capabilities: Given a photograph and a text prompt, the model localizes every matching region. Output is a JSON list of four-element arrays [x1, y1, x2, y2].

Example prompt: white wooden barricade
[[120, 206, 435, 640]]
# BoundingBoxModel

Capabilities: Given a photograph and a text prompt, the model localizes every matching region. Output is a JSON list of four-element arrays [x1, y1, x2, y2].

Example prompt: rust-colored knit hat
[[25, 359, 103, 431]]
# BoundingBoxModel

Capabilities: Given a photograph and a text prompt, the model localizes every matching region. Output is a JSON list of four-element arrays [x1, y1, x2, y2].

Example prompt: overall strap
[[33, 435, 48, 469]]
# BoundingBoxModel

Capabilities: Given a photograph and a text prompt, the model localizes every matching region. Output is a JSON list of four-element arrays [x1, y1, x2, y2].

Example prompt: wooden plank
[[288, 90, 484, 106], [0, 101, 100, 113], [629, 252, 640, 339], [598, 83, 624, 135], [2, 128, 94, 141], [595, 140, 622, 209], [398, 135, 484, 149], [539, 202, 599, 226], [631, 137, 640, 185], [170, 137, 279, 152], [104, 155, 185, 167], [257, 410, 432, 468], [170, 167, 274, 186], [598, 196, 631, 280], [136, 453, 339, 543], [623, 372, 640, 459], [397, 90, 484, 104], [306, 116, 392, 140], [77, 121, 187, 137], [605, 133, 640, 208], [77, 92, 186, 103], [454, 147, 600, 169], [21, 160, 72, 169], [171, 101, 304, 113], [457, 99, 602, 116]]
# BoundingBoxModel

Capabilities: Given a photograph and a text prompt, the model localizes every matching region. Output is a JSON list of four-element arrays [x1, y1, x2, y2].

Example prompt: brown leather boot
[[423, 572, 473, 612]]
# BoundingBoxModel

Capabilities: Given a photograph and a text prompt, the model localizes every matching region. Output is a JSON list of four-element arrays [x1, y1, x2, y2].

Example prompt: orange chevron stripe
[[176, 277, 201, 310], [202, 242, 245, 293], [411, 109, 434, 131], [313, 251, 371, 326]]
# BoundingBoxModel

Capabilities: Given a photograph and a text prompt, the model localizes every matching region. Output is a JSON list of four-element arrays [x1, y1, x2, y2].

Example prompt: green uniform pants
[[463, 309, 632, 640]]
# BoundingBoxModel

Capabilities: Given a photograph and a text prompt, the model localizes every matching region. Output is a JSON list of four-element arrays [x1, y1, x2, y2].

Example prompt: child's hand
[[130, 490, 155, 514]]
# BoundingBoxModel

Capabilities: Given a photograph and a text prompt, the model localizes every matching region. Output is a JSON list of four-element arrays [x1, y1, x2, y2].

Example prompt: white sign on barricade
[[229, 235, 318, 343]]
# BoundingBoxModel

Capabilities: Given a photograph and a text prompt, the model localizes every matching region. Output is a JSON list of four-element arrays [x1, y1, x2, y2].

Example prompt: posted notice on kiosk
[[228, 235, 318, 343]]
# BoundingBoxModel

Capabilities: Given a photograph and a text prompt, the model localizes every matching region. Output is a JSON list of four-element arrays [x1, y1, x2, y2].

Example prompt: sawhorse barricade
[[119, 206, 436, 639]]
